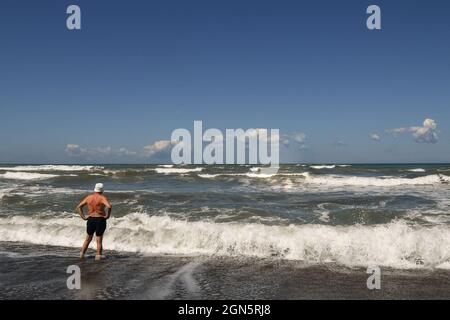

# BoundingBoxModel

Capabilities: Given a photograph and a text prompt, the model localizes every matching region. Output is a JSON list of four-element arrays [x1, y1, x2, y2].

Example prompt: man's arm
[[76, 197, 89, 220], [103, 196, 113, 219]]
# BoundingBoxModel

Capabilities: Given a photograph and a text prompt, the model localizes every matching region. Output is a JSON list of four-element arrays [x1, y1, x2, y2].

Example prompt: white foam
[[154, 167, 203, 174], [436, 261, 450, 269], [405, 168, 426, 173], [198, 172, 276, 179], [198, 174, 223, 179], [12, 186, 84, 196], [197, 171, 449, 186], [158, 165, 174, 168], [301, 172, 450, 187], [0, 187, 14, 200], [0, 165, 101, 172], [0, 213, 448, 269], [245, 172, 276, 178], [310, 165, 336, 169], [0, 172, 58, 180], [271, 178, 294, 191], [316, 204, 331, 223]]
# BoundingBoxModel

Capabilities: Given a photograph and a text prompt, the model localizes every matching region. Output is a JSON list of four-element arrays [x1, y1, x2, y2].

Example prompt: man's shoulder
[[101, 194, 111, 206]]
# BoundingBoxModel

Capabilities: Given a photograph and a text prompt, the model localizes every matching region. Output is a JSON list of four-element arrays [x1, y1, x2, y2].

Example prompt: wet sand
[[0, 242, 449, 300]]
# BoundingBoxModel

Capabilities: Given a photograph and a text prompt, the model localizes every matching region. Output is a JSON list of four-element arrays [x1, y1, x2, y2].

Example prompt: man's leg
[[80, 234, 93, 259], [95, 236, 103, 260]]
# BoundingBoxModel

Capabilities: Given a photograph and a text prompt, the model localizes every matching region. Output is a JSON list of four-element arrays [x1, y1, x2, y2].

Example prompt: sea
[[0, 163, 449, 299]]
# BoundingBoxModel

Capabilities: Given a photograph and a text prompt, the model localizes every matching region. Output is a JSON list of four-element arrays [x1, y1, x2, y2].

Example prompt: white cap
[[94, 183, 104, 193]]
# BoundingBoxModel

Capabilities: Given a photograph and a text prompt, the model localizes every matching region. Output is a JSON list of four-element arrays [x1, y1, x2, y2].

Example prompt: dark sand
[[0, 242, 449, 300]]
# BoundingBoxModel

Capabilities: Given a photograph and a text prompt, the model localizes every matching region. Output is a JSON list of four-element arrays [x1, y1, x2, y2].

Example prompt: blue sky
[[1, 0, 450, 164]]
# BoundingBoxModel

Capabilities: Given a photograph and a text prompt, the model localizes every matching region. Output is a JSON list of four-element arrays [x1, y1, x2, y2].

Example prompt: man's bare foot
[[95, 255, 104, 261]]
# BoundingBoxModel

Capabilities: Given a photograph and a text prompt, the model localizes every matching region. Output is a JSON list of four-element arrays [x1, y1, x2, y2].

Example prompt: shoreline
[[1, 242, 449, 300]]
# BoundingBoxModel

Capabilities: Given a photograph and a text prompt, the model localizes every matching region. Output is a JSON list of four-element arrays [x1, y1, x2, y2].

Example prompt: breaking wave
[[0, 213, 448, 269], [405, 168, 426, 173], [154, 167, 203, 174], [310, 165, 336, 169], [0, 172, 59, 181], [198, 172, 277, 179], [197, 171, 450, 187], [301, 172, 450, 187], [0, 165, 102, 172]]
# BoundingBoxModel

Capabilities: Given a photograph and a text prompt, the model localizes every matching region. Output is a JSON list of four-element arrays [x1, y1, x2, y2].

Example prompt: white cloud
[[332, 140, 346, 147], [65, 144, 83, 156], [65, 130, 309, 162], [282, 132, 307, 148], [292, 132, 306, 144], [411, 119, 438, 143], [387, 118, 438, 144], [369, 133, 381, 141], [66, 140, 176, 160], [142, 140, 177, 157], [298, 144, 308, 150]]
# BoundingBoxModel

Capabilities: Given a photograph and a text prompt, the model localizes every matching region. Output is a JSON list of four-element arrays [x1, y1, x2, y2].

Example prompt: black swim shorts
[[86, 217, 107, 236]]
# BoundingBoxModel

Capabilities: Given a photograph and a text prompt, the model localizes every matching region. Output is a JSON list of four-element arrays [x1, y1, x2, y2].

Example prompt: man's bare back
[[77, 183, 112, 260], [81, 193, 112, 218]]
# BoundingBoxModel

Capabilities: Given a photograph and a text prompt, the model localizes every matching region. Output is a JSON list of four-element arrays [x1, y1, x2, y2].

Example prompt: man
[[77, 183, 112, 260]]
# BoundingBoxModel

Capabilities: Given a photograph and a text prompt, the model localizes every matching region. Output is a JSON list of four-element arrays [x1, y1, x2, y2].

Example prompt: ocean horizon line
[[0, 162, 450, 166]]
